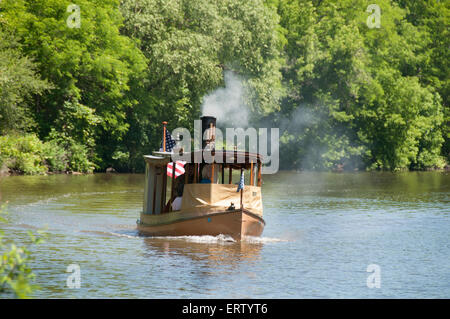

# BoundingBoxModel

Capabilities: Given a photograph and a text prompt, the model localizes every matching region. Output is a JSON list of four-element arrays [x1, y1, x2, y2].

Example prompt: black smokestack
[[201, 116, 216, 150]]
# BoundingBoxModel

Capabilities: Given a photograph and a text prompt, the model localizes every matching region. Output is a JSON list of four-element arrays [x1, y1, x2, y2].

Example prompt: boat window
[[183, 160, 262, 187]]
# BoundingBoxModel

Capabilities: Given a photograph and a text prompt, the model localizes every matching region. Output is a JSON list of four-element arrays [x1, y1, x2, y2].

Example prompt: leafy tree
[[0, 0, 447, 172], [273, 0, 445, 170], [0, 31, 51, 134], [0, 0, 147, 170], [119, 0, 284, 170], [393, 0, 449, 162]]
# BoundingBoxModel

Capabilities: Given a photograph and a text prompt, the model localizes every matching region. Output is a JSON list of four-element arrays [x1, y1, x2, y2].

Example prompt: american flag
[[236, 170, 245, 192], [159, 130, 176, 152], [167, 161, 186, 178]]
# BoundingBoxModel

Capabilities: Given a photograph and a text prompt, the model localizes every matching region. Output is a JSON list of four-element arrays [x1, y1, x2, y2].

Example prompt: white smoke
[[200, 71, 249, 128]]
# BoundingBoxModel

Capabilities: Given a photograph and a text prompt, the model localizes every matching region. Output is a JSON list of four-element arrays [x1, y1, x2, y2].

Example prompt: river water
[[0, 171, 449, 298]]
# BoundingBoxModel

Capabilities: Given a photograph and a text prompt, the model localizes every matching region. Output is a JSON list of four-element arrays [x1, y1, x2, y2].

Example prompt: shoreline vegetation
[[0, 203, 46, 298], [0, 1, 448, 175], [1, 153, 448, 177]]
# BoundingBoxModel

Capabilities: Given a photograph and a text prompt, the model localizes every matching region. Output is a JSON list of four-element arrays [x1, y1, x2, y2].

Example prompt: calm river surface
[[0, 171, 449, 298]]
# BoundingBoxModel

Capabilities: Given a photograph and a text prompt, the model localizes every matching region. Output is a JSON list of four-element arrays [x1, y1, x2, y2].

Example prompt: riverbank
[[1, 163, 449, 177], [0, 170, 87, 177]]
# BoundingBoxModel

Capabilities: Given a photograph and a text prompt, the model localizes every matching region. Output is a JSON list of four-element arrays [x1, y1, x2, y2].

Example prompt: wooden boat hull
[[137, 210, 265, 240]]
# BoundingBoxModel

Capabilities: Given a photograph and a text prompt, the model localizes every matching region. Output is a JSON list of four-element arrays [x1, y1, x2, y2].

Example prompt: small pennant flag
[[159, 130, 176, 152], [167, 161, 186, 178], [236, 170, 244, 192]]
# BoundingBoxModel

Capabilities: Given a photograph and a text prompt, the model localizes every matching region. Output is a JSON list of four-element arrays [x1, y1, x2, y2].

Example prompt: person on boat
[[200, 164, 212, 183], [200, 164, 218, 183], [171, 182, 184, 211], [163, 178, 184, 212]]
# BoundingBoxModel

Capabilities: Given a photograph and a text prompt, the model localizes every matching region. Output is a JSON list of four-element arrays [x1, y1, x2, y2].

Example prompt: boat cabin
[[142, 150, 263, 216], [142, 117, 263, 219]]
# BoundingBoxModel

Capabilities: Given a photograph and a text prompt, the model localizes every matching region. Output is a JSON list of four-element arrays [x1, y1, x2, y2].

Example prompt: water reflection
[[142, 236, 264, 265]]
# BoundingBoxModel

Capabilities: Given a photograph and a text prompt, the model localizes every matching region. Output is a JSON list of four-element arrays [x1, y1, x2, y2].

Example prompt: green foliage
[[0, 204, 46, 298], [0, 134, 47, 174], [0, 31, 52, 134], [393, 0, 450, 162], [0, 133, 94, 174], [42, 99, 100, 172], [41, 138, 68, 172], [0, 0, 447, 172], [119, 0, 284, 169], [274, 0, 446, 170], [45, 130, 95, 173], [0, 0, 147, 170]]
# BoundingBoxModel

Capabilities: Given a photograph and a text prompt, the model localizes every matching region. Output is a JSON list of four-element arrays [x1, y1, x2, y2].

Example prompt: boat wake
[[242, 236, 288, 243], [81, 229, 141, 239], [150, 234, 237, 243], [106, 231, 141, 239], [82, 230, 287, 244], [144, 234, 287, 244]]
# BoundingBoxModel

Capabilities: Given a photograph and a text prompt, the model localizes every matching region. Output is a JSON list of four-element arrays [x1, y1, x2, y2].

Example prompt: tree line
[[0, 0, 448, 174]]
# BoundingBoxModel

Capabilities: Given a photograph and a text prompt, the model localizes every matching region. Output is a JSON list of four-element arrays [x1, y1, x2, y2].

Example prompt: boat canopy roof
[[147, 150, 263, 169]]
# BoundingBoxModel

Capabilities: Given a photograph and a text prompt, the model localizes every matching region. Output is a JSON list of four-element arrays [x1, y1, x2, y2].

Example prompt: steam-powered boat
[[137, 116, 265, 240]]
